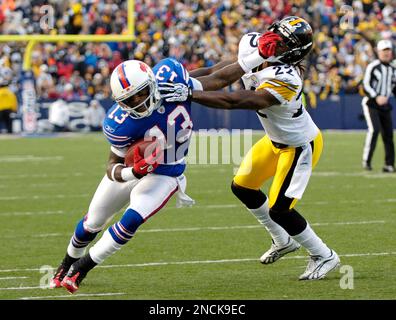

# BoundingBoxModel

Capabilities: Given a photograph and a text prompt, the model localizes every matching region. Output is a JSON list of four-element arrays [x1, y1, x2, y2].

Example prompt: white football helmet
[[110, 60, 161, 119]]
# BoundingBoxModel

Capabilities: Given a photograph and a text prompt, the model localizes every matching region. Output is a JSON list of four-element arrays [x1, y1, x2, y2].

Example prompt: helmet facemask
[[116, 78, 161, 119]]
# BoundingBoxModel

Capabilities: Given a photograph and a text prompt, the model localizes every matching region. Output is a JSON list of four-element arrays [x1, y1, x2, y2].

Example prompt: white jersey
[[238, 33, 319, 147]]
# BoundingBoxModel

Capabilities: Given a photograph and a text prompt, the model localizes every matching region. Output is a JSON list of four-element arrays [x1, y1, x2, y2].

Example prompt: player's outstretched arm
[[195, 62, 246, 91], [192, 89, 280, 110], [189, 59, 235, 78], [195, 32, 283, 91], [158, 62, 248, 102]]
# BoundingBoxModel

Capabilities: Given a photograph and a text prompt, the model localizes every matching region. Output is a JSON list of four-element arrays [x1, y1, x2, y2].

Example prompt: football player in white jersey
[[160, 16, 340, 280]]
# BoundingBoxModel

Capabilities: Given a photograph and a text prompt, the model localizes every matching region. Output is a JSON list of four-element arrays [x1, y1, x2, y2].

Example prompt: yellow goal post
[[0, 0, 135, 71]]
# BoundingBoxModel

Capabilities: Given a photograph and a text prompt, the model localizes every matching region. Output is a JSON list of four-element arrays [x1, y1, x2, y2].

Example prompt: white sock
[[89, 230, 123, 264], [67, 238, 86, 259], [249, 199, 290, 246], [292, 224, 331, 257]]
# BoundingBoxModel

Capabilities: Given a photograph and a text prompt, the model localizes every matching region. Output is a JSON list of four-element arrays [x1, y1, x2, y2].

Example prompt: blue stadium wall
[[191, 95, 396, 130], [4, 95, 396, 132]]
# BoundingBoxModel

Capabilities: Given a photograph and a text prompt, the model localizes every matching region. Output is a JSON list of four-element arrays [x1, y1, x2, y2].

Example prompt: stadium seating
[[0, 1, 394, 106]]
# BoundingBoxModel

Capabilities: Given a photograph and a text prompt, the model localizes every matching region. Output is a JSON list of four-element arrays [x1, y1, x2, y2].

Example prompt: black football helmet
[[268, 16, 313, 65]]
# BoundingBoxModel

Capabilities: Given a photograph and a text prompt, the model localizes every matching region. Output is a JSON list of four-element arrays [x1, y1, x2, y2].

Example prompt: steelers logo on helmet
[[268, 16, 313, 65], [110, 60, 161, 119]]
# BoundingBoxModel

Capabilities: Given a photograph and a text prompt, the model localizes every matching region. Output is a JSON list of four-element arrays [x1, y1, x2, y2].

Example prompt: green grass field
[[0, 131, 395, 300]]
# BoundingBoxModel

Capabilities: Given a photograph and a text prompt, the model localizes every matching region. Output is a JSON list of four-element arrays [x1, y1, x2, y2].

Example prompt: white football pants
[[82, 173, 185, 233]]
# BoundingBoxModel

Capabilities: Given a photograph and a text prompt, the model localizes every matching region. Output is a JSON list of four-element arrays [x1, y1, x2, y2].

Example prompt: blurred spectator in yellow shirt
[[0, 71, 18, 134]]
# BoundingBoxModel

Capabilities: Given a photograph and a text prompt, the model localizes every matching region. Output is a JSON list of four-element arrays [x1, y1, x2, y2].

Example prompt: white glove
[[158, 82, 192, 102]]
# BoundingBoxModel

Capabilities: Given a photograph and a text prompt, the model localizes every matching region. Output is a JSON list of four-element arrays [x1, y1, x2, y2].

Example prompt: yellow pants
[[233, 132, 323, 210]]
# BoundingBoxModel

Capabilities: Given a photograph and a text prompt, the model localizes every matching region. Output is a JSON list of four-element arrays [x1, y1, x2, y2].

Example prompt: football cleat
[[50, 266, 68, 289], [260, 237, 301, 264], [61, 253, 97, 294], [362, 162, 372, 171], [382, 165, 395, 173], [299, 249, 340, 281], [61, 265, 87, 294], [49, 254, 79, 289]]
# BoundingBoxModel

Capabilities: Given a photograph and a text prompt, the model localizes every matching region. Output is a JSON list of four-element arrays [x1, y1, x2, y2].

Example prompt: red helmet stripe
[[117, 63, 130, 89]]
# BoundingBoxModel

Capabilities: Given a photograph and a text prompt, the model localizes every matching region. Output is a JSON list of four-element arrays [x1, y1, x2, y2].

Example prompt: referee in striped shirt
[[362, 39, 396, 173]]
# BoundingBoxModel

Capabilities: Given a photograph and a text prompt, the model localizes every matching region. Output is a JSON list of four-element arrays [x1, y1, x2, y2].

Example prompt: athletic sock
[[89, 229, 123, 264], [291, 224, 331, 257], [67, 217, 99, 259], [89, 209, 144, 264], [249, 199, 290, 246]]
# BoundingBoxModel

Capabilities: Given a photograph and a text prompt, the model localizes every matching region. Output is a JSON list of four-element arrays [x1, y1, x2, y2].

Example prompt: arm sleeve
[[190, 77, 203, 91]]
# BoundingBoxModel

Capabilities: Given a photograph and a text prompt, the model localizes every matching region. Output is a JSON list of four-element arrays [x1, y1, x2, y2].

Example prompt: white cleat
[[299, 249, 340, 281], [260, 237, 301, 264]]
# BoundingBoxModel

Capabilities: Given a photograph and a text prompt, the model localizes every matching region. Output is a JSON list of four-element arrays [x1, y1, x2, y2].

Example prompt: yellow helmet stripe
[[289, 18, 305, 26]]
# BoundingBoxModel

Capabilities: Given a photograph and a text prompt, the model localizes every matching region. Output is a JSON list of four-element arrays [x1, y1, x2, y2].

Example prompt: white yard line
[[140, 220, 386, 233], [0, 194, 88, 201], [19, 292, 126, 300], [99, 252, 396, 269], [312, 220, 386, 226], [0, 285, 50, 290], [1, 198, 393, 217], [0, 220, 386, 240], [0, 268, 43, 273], [28, 183, 65, 187], [0, 277, 28, 280], [0, 172, 84, 180], [298, 199, 396, 205], [0, 156, 63, 162], [1, 251, 394, 274], [32, 233, 64, 238], [163, 199, 396, 208], [0, 210, 64, 217], [312, 171, 396, 178]]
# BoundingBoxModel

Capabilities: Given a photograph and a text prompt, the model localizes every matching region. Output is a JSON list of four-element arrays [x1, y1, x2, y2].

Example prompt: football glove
[[132, 144, 161, 177], [158, 82, 192, 102], [258, 31, 283, 59]]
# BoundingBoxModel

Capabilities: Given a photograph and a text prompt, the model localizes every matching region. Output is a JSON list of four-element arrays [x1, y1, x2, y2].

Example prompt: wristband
[[121, 167, 136, 181], [238, 50, 266, 73], [111, 163, 124, 181]]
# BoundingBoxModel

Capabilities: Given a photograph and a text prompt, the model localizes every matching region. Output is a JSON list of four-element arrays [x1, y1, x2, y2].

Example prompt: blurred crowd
[[0, 0, 395, 108]]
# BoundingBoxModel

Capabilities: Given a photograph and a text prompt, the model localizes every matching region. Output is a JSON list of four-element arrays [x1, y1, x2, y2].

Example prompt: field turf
[[0, 131, 395, 300]]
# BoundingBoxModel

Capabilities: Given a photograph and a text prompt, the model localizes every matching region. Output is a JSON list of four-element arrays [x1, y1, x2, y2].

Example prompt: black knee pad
[[269, 208, 307, 236], [231, 181, 267, 209]]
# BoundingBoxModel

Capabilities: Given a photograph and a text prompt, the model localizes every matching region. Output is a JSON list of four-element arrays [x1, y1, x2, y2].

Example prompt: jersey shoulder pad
[[256, 65, 302, 103], [238, 32, 261, 60], [153, 58, 191, 86], [102, 104, 134, 148]]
